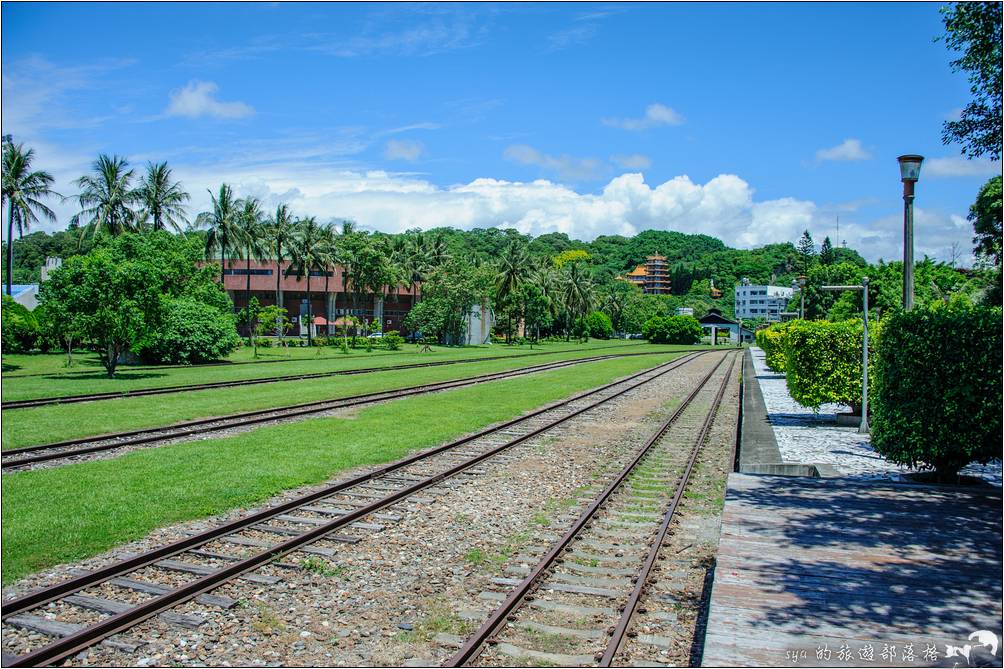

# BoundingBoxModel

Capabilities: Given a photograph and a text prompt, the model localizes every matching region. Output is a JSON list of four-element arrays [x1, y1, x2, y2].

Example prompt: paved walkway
[[749, 346, 1002, 486], [702, 473, 1003, 667]]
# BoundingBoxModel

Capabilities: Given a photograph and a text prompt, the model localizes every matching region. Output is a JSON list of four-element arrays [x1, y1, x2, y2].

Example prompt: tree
[[969, 176, 1003, 305], [287, 216, 327, 345], [137, 162, 189, 232], [317, 224, 338, 335], [560, 260, 595, 341], [266, 203, 296, 314], [196, 184, 243, 285], [494, 240, 530, 343], [254, 304, 292, 356], [939, 2, 1002, 160], [2, 139, 58, 296], [70, 154, 140, 237], [795, 230, 815, 273], [642, 315, 703, 344], [819, 236, 835, 265], [236, 197, 266, 344]]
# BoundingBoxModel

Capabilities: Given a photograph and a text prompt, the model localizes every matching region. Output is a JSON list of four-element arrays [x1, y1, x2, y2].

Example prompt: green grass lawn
[[1, 351, 684, 583], [1, 340, 646, 401], [1, 344, 699, 450]]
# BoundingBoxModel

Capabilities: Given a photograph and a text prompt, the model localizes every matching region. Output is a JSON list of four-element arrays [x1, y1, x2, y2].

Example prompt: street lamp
[[791, 275, 807, 319], [897, 154, 924, 311], [820, 277, 870, 434]]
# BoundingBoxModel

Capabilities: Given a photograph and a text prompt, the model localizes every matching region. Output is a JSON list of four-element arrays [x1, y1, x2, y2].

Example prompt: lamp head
[[897, 155, 924, 182]]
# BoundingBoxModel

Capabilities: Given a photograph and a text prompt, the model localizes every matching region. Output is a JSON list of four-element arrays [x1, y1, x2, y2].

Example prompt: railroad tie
[[67, 571, 238, 609], [5, 615, 146, 651]]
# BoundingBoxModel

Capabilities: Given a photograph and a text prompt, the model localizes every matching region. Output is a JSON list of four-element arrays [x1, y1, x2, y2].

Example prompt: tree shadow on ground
[[721, 480, 1002, 665], [39, 371, 169, 383]]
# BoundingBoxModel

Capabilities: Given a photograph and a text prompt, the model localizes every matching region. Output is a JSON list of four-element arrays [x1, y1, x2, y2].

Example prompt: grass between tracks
[[0, 351, 686, 583], [0, 344, 699, 450], [1, 340, 647, 400]]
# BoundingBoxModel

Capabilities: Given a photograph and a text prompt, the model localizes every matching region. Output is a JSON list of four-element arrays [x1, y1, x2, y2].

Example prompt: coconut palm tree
[[195, 184, 243, 285], [2, 139, 58, 296], [494, 240, 530, 343], [561, 261, 595, 341], [266, 203, 296, 311], [317, 225, 339, 335], [236, 197, 267, 344], [69, 154, 140, 237], [136, 162, 189, 232], [287, 216, 327, 345]]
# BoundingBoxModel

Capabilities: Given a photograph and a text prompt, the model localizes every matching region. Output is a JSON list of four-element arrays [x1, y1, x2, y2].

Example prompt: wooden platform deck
[[702, 473, 1003, 667]]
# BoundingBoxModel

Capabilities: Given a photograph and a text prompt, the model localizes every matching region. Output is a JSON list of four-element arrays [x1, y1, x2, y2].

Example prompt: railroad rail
[[445, 350, 739, 667], [2, 343, 661, 409], [0, 350, 715, 666], [1, 352, 675, 472]]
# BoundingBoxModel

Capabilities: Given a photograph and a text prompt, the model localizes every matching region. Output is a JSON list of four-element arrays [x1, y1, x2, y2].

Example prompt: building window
[[223, 268, 273, 276]]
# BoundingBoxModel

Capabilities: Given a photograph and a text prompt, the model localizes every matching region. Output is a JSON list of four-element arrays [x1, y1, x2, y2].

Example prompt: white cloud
[[611, 154, 652, 169], [815, 138, 871, 162], [165, 81, 254, 120], [548, 24, 598, 50], [504, 144, 605, 181], [923, 156, 1002, 178], [384, 139, 425, 162], [603, 103, 684, 131]]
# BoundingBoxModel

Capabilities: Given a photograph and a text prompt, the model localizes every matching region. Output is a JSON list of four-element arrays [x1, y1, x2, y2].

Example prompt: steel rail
[[2, 343, 661, 409], [2, 353, 710, 666], [598, 352, 738, 666], [444, 350, 737, 668], [2, 352, 665, 470]]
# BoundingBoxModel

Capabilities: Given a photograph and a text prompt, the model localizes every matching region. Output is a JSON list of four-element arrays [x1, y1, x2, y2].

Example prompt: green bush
[[254, 337, 273, 349], [136, 298, 241, 364], [783, 319, 872, 413], [642, 315, 703, 344], [757, 321, 794, 372], [871, 304, 1002, 480], [382, 330, 404, 351], [582, 311, 614, 339], [1, 296, 39, 353]]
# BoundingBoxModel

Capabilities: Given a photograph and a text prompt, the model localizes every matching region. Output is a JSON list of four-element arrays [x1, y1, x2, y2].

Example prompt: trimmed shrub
[[583, 311, 614, 339], [1, 295, 39, 353], [136, 298, 241, 364], [783, 319, 872, 413], [382, 330, 404, 351], [254, 337, 273, 348], [642, 315, 703, 344], [757, 321, 794, 372], [871, 304, 1002, 480]]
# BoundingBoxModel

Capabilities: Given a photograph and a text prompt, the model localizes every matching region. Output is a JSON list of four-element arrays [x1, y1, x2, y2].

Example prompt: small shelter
[[698, 309, 754, 345]]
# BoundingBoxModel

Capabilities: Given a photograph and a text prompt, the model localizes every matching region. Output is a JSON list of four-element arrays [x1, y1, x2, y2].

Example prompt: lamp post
[[897, 155, 924, 311], [821, 277, 870, 434]]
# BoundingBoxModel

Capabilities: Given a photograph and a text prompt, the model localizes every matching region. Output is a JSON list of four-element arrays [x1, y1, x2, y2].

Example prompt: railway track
[[0, 350, 715, 666], [1, 351, 676, 472], [444, 350, 739, 667], [2, 344, 657, 410]]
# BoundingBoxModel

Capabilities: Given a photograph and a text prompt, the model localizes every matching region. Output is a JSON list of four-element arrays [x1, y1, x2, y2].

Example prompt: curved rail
[[445, 350, 738, 667], [1, 351, 711, 666]]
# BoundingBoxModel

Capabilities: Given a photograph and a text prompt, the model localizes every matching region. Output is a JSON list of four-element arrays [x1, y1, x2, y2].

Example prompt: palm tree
[[317, 225, 339, 335], [287, 216, 327, 345], [195, 184, 243, 285], [494, 240, 530, 343], [137, 162, 189, 232], [236, 197, 266, 344], [266, 203, 296, 312], [2, 139, 58, 296], [561, 261, 595, 341], [69, 154, 139, 237]]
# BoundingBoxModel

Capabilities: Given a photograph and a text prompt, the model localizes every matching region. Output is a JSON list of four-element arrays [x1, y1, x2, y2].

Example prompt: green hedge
[[756, 321, 794, 372], [1, 295, 39, 353], [871, 304, 1002, 480], [783, 319, 873, 413]]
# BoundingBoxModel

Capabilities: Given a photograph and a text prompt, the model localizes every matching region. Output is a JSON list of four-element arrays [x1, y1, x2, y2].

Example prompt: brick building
[[219, 259, 419, 336]]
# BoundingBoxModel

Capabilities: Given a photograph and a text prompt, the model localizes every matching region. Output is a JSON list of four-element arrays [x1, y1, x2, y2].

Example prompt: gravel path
[[4, 351, 731, 667], [751, 346, 1002, 486]]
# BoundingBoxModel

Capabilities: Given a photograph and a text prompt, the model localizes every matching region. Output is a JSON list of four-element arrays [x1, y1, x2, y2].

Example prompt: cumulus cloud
[[165, 81, 254, 119], [923, 155, 1002, 178], [503, 144, 605, 181], [384, 139, 425, 161], [611, 154, 652, 169], [815, 138, 871, 162], [603, 103, 684, 131]]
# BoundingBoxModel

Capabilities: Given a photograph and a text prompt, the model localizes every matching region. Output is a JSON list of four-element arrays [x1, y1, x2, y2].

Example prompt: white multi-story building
[[734, 278, 794, 322]]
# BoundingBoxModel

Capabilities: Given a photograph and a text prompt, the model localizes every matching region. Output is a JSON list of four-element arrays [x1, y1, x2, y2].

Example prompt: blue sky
[[2, 2, 1000, 263]]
